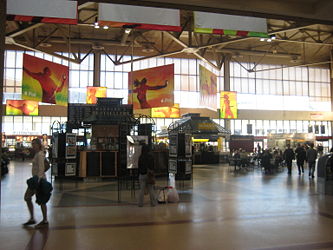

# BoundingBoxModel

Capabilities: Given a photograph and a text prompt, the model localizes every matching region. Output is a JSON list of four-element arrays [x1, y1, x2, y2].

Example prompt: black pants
[[286, 160, 293, 174], [296, 160, 304, 173]]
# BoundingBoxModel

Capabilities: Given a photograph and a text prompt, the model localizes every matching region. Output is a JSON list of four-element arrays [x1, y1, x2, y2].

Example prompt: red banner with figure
[[22, 54, 69, 106], [86, 87, 107, 104], [199, 65, 217, 110], [220, 91, 238, 119], [128, 64, 174, 109], [6, 100, 38, 116]]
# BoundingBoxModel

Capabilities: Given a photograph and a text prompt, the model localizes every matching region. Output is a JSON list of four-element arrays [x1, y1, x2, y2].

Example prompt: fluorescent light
[[260, 38, 265, 41], [103, 25, 109, 30], [267, 38, 272, 42]]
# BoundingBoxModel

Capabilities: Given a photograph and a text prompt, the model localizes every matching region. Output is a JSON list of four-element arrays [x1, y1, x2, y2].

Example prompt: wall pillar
[[223, 55, 231, 132], [93, 51, 101, 87]]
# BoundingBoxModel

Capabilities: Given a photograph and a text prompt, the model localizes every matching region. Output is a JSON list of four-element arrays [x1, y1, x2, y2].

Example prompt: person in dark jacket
[[138, 144, 157, 207], [261, 149, 272, 173], [295, 143, 306, 175], [306, 143, 318, 178], [283, 144, 295, 175]]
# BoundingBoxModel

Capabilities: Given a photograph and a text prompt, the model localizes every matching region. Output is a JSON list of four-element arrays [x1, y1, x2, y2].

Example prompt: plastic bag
[[167, 187, 179, 203], [157, 189, 167, 203]]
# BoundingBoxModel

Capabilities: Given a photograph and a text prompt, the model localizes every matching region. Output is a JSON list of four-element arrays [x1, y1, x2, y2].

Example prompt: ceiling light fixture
[[103, 25, 109, 30]]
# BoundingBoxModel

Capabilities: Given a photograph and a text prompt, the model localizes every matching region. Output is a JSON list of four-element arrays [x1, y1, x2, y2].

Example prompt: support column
[[0, 0, 6, 198], [93, 51, 101, 87], [223, 55, 231, 132], [329, 50, 333, 147]]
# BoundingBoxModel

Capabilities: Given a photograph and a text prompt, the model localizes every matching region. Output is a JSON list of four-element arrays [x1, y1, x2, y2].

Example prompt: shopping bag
[[157, 188, 167, 204], [167, 186, 179, 203]]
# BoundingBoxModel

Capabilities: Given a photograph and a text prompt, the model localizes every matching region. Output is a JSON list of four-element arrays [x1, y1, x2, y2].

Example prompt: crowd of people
[[230, 142, 326, 178]]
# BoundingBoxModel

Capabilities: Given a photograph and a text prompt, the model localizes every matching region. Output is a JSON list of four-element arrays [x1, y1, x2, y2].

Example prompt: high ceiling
[[5, 1, 333, 72]]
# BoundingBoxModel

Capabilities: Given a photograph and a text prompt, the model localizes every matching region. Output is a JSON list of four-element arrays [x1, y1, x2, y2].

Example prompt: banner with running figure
[[6, 100, 38, 116], [86, 87, 107, 104], [128, 64, 174, 109], [220, 91, 238, 119], [151, 104, 180, 118], [22, 54, 69, 106], [199, 65, 217, 110]]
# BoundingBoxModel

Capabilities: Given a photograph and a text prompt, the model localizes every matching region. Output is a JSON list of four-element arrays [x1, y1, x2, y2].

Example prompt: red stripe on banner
[[212, 29, 224, 35], [236, 30, 249, 36], [14, 15, 33, 22], [7, 15, 77, 24], [42, 17, 77, 24], [99, 21, 181, 32]]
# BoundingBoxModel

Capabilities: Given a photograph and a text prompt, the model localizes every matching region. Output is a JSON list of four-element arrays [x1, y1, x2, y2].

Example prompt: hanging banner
[[6, 100, 39, 116], [98, 3, 181, 32], [220, 91, 238, 119], [151, 104, 180, 118], [86, 87, 107, 104], [7, 0, 77, 24], [194, 11, 267, 37], [199, 65, 217, 110], [128, 64, 174, 109], [22, 54, 69, 106]]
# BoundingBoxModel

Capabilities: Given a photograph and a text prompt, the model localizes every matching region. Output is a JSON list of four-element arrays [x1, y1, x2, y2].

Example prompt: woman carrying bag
[[23, 138, 50, 228], [138, 144, 157, 207]]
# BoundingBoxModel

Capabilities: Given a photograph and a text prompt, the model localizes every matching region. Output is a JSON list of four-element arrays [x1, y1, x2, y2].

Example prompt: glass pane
[[114, 72, 123, 89]]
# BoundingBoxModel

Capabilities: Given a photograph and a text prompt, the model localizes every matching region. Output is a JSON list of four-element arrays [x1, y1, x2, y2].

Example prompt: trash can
[[317, 154, 333, 195]]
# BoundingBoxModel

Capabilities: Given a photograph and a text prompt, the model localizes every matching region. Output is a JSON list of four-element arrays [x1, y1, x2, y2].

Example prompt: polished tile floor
[[1, 161, 333, 250]]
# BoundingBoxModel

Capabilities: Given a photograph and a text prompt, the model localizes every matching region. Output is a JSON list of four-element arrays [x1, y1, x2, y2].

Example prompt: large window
[[3, 50, 332, 135]]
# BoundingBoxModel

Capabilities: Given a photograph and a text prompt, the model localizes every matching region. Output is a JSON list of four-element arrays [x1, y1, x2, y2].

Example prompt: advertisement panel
[[128, 64, 174, 109], [151, 104, 180, 118], [220, 91, 238, 119], [86, 87, 107, 104], [6, 100, 38, 116], [199, 65, 217, 110], [22, 54, 69, 106]]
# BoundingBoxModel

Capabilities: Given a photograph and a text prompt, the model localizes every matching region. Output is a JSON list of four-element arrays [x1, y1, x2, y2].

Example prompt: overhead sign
[[7, 0, 77, 24], [194, 12, 267, 37], [98, 3, 181, 31]]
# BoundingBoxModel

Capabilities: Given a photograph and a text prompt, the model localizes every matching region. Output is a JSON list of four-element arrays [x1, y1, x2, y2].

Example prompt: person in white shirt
[[23, 138, 48, 228]]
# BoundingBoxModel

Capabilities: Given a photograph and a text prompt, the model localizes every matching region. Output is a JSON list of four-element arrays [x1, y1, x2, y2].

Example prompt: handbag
[[146, 170, 155, 185]]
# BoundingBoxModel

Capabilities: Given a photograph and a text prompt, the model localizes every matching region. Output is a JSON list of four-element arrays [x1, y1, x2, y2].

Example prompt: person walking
[[295, 143, 306, 175], [138, 144, 157, 207], [283, 144, 295, 175], [306, 143, 318, 179], [23, 138, 49, 228]]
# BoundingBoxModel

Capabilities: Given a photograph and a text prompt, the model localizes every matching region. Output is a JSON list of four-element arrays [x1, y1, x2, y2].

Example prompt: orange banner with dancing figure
[[128, 64, 174, 109], [6, 100, 38, 116], [22, 54, 69, 106], [86, 87, 107, 104], [220, 91, 238, 119], [151, 104, 180, 118], [199, 65, 217, 110]]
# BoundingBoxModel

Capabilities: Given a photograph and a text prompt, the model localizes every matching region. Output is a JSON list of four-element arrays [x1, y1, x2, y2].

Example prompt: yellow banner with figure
[[220, 91, 237, 119], [151, 104, 180, 118]]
